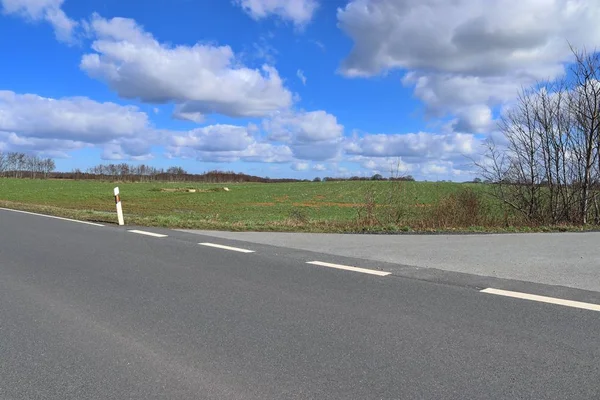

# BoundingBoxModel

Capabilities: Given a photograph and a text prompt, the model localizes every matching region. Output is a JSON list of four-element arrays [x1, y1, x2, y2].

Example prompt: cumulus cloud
[[344, 130, 481, 179], [171, 125, 254, 153], [0, 90, 150, 143], [420, 162, 449, 176], [101, 141, 155, 161], [337, 0, 600, 132], [263, 109, 344, 160], [166, 108, 347, 165], [235, 0, 318, 27], [0, 90, 343, 167], [0, 131, 86, 158], [346, 131, 476, 161], [1, 0, 77, 42], [0, 90, 157, 159], [167, 124, 294, 163], [348, 156, 413, 175], [80, 14, 293, 119], [168, 142, 293, 164]]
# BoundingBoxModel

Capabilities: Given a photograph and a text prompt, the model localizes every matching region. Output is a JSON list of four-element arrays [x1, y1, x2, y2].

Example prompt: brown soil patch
[[292, 202, 357, 208]]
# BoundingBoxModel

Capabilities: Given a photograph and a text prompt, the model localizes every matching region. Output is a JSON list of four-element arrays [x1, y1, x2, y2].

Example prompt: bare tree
[[568, 45, 600, 223], [42, 158, 56, 178], [26, 155, 40, 178], [0, 151, 6, 177], [477, 45, 600, 225]]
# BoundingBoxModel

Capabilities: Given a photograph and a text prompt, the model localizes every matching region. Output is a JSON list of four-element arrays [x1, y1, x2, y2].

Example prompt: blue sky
[[1, 0, 599, 180]]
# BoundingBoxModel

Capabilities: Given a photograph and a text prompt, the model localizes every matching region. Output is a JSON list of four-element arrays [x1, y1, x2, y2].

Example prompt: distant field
[[0, 178, 586, 232]]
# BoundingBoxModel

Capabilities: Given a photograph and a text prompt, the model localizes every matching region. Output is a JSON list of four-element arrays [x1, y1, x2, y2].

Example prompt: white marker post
[[114, 187, 124, 226]]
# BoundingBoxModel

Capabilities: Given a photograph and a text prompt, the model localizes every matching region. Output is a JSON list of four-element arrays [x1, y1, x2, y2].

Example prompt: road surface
[[182, 230, 600, 292], [1, 208, 599, 399]]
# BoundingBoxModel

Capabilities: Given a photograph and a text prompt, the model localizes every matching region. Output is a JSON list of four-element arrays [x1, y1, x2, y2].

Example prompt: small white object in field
[[223, 187, 230, 192], [187, 189, 196, 193]]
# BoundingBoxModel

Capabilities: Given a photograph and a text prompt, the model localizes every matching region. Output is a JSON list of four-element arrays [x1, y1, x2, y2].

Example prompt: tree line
[[316, 174, 416, 182], [477, 46, 600, 225], [0, 156, 420, 184], [0, 152, 56, 178], [65, 163, 304, 183]]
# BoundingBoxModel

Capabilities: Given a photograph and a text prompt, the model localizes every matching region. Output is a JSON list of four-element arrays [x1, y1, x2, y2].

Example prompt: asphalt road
[[1, 209, 599, 399], [183, 230, 600, 292]]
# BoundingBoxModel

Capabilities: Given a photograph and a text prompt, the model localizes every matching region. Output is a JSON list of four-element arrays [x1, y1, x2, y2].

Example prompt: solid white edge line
[[0, 207, 105, 227], [128, 230, 168, 238], [199, 243, 255, 253], [306, 261, 391, 277], [481, 288, 600, 312]]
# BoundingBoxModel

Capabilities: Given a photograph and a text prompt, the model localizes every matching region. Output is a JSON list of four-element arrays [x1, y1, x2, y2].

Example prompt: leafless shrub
[[476, 45, 600, 225], [427, 188, 488, 229]]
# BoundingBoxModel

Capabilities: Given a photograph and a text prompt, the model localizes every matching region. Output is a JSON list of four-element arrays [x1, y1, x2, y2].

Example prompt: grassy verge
[[0, 178, 597, 233]]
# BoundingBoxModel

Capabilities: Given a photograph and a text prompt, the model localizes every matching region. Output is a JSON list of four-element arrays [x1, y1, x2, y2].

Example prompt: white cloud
[[235, 0, 318, 27], [348, 156, 413, 176], [421, 163, 448, 176], [167, 124, 294, 163], [168, 141, 293, 164], [402, 73, 513, 132], [313, 163, 326, 171], [263, 109, 344, 160], [297, 69, 307, 85], [81, 14, 293, 119], [0, 90, 343, 167], [420, 161, 473, 179], [101, 141, 155, 161], [172, 107, 205, 124], [265, 110, 343, 143], [292, 161, 309, 171], [171, 125, 254, 152], [337, 0, 600, 133], [313, 40, 325, 52], [0, 131, 86, 158], [1, 0, 77, 43], [166, 109, 347, 165], [338, 0, 600, 78], [240, 142, 294, 163], [0, 90, 150, 143], [250, 35, 278, 65], [0, 90, 159, 159], [344, 130, 482, 179], [346, 131, 476, 161]]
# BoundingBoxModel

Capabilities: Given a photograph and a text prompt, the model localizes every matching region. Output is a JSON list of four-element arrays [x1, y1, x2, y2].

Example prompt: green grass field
[[0, 178, 587, 232], [0, 178, 479, 231]]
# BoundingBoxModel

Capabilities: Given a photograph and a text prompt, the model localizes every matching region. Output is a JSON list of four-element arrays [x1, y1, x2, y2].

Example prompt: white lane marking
[[0, 207, 105, 227], [481, 288, 600, 312], [128, 230, 168, 238], [199, 243, 255, 253], [306, 261, 391, 277]]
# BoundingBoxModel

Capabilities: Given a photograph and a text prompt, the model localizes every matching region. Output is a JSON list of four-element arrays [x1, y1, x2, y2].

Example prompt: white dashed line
[[306, 261, 391, 276], [481, 288, 600, 312], [128, 230, 168, 238], [198, 243, 255, 253], [0, 207, 105, 227]]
